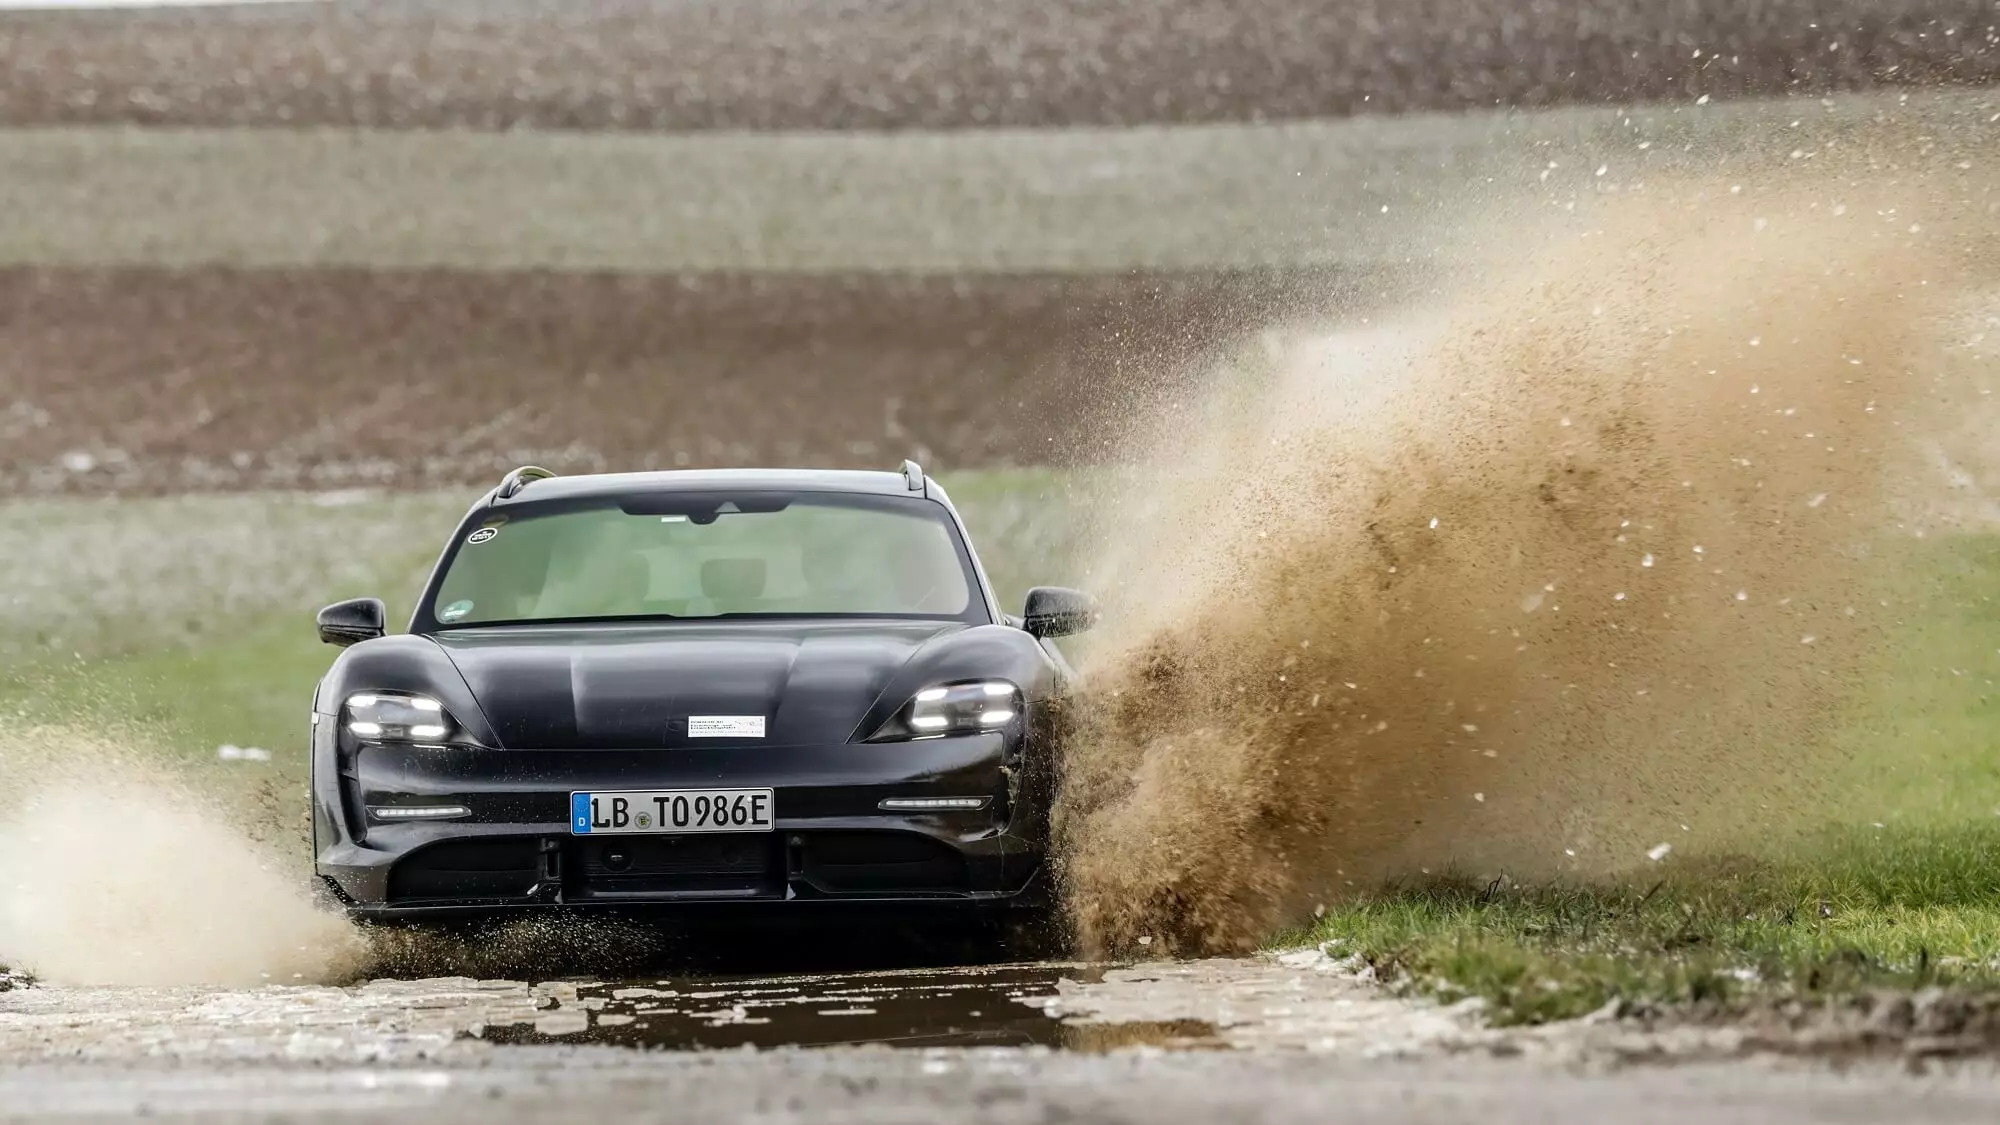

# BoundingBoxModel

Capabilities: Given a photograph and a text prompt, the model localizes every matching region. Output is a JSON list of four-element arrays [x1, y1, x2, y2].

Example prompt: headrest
[[700, 557, 767, 602]]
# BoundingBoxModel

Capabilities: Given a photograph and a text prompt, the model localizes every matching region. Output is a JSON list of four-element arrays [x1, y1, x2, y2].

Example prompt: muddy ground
[[2, 0, 1992, 494], [1, 0, 1995, 131], [0, 267, 1373, 492]]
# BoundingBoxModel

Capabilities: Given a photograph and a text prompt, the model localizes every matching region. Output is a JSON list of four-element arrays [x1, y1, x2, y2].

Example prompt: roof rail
[[899, 459, 925, 493], [495, 465, 555, 499]]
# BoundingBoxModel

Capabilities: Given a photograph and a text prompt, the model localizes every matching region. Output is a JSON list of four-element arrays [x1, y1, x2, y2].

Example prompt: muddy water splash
[[0, 728, 672, 986], [0, 726, 365, 986], [1056, 166, 1996, 956]]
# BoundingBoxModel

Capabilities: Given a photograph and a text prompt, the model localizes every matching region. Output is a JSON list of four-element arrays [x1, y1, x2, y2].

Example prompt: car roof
[[487, 468, 937, 508]]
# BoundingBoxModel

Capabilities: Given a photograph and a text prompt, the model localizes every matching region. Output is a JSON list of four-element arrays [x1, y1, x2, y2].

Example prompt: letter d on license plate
[[570, 788, 775, 835]]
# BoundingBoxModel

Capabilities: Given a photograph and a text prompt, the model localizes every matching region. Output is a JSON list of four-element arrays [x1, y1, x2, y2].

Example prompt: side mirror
[[1022, 587, 1097, 638], [317, 597, 387, 647]]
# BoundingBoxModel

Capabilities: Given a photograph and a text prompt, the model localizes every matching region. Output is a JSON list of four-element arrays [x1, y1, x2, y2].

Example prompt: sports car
[[308, 461, 1094, 922]]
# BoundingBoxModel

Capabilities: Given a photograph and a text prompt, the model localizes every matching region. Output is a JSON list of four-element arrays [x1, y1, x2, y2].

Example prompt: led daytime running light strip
[[878, 797, 990, 811], [369, 805, 471, 820]]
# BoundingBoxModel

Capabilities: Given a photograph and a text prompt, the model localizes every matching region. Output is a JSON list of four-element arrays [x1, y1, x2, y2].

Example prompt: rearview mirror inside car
[[1021, 586, 1097, 638], [317, 597, 387, 647]]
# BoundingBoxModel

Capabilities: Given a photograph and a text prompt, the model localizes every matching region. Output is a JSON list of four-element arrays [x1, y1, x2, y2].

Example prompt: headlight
[[867, 680, 1020, 741], [344, 691, 460, 744]]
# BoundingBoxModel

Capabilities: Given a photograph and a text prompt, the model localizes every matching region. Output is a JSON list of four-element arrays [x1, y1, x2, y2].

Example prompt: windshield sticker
[[688, 716, 767, 739], [466, 527, 498, 545], [439, 599, 474, 622]]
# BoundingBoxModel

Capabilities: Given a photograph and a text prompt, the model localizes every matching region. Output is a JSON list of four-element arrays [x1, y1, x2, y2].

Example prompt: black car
[[308, 461, 1094, 923]]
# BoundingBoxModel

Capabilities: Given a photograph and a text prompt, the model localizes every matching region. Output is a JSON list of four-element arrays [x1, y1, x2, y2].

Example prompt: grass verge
[[1294, 825, 2000, 1026]]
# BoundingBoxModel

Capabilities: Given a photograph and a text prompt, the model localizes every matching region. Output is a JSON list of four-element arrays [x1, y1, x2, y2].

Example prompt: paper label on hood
[[687, 715, 766, 738]]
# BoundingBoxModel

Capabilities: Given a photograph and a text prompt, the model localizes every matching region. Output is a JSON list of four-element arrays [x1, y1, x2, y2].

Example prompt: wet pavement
[[0, 959, 1285, 1062], [11, 952, 2000, 1123], [0, 947, 1719, 1063], [476, 964, 1215, 1051], [0, 946, 1514, 1063]]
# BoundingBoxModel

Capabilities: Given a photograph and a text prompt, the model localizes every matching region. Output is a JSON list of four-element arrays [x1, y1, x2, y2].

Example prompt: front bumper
[[311, 727, 1048, 919]]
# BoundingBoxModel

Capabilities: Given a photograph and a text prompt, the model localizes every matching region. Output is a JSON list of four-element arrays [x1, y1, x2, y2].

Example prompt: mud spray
[[0, 725, 677, 985], [0, 726, 366, 986], [1055, 147, 1998, 956]]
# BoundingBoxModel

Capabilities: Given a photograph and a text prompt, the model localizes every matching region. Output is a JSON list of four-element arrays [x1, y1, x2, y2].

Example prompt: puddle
[[478, 963, 1219, 1050]]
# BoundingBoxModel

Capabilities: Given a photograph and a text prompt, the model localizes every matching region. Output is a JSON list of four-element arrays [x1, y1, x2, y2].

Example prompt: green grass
[[1294, 826, 2000, 1026], [1293, 534, 2000, 1023]]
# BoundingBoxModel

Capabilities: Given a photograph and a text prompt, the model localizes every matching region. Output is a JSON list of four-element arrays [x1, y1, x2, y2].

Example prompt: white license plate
[[570, 789, 774, 835]]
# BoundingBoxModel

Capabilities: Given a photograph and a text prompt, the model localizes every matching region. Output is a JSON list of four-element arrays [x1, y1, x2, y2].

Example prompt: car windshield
[[426, 492, 980, 626]]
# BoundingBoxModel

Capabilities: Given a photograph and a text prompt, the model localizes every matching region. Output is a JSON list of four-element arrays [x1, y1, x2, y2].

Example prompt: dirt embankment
[[0, 0, 1994, 131], [0, 269, 1350, 493]]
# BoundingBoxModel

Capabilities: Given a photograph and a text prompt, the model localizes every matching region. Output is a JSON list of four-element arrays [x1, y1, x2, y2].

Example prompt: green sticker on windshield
[[439, 599, 474, 622]]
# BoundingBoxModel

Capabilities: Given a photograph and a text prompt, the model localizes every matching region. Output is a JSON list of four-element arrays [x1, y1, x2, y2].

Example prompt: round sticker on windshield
[[439, 599, 474, 622], [467, 527, 498, 545]]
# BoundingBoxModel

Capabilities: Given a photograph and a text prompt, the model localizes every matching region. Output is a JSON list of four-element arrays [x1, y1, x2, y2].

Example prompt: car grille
[[387, 839, 542, 903], [569, 834, 780, 899], [800, 831, 967, 893]]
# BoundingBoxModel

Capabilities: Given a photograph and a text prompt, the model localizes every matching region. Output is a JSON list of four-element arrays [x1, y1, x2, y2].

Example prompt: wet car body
[[308, 463, 1091, 922]]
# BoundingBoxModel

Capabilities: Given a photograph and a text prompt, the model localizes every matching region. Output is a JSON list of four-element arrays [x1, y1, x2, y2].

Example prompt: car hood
[[431, 620, 963, 749]]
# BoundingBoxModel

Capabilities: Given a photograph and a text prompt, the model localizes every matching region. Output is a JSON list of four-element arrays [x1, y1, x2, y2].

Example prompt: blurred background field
[[2, 87, 1994, 493], [5, 0, 1994, 132]]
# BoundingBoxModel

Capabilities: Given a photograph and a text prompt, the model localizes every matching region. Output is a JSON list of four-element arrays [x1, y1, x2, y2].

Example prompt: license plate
[[570, 789, 774, 835]]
